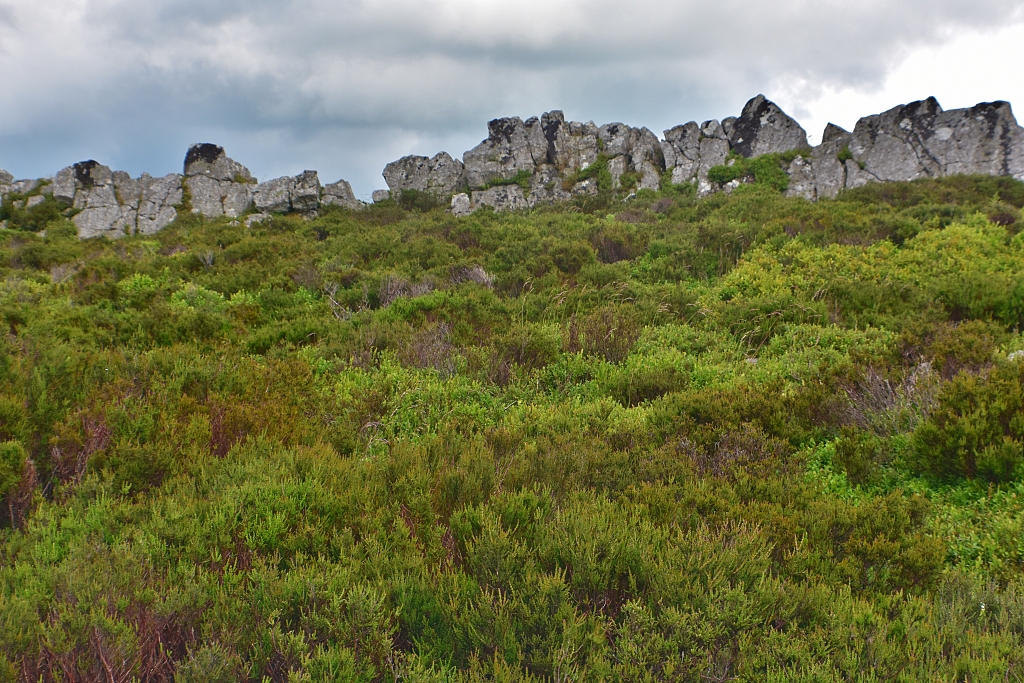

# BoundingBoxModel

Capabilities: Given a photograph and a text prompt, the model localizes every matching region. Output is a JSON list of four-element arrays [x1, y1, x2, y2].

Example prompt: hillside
[[1, 175, 1024, 681]]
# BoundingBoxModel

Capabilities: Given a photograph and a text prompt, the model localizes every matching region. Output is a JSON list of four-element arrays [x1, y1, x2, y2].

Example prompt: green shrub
[[0, 440, 26, 498], [911, 362, 1024, 482], [706, 152, 792, 192]]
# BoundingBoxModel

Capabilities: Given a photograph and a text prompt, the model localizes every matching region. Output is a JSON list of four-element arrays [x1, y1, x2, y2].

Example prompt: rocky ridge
[[0, 144, 364, 238], [2, 95, 1023, 237]]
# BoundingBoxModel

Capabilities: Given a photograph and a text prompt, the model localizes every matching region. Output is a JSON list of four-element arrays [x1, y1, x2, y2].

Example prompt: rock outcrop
[[383, 152, 465, 199], [254, 171, 321, 214], [727, 94, 808, 158], [184, 144, 257, 218], [3, 94, 1023, 235], [321, 179, 363, 210], [1, 145, 363, 238], [50, 161, 182, 239], [783, 98, 1024, 200]]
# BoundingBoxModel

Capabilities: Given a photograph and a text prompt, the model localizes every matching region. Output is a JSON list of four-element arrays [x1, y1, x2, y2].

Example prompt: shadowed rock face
[[728, 94, 808, 158]]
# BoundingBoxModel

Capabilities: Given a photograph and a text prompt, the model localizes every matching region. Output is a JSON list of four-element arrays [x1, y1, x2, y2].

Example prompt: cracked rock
[[729, 95, 808, 158], [183, 144, 256, 218], [322, 179, 364, 210], [383, 152, 466, 199], [253, 171, 321, 214]]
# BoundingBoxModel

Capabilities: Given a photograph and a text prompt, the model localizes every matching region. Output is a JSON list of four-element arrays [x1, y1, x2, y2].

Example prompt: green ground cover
[[1, 174, 1024, 681]]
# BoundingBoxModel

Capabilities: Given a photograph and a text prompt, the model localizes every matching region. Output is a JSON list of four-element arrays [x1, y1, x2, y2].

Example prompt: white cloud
[[0, 0, 1022, 197]]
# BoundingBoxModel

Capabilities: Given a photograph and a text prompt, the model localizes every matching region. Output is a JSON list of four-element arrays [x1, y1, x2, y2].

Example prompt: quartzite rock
[[728, 95, 808, 158], [808, 123, 852, 200], [471, 184, 529, 212], [784, 155, 817, 201], [383, 152, 466, 198], [61, 161, 133, 239], [53, 160, 182, 238], [0, 170, 13, 199], [548, 115, 600, 172], [253, 171, 321, 214], [849, 98, 1024, 183], [183, 144, 256, 218], [463, 116, 547, 189], [136, 174, 183, 234], [450, 193, 473, 217], [526, 164, 572, 206], [371, 189, 391, 203], [696, 120, 730, 195], [663, 121, 702, 185], [594, 123, 665, 190], [322, 179, 364, 210]]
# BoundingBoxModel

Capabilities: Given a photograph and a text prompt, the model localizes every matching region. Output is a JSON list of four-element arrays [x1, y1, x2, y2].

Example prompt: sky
[[1, 0, 1023, 200]]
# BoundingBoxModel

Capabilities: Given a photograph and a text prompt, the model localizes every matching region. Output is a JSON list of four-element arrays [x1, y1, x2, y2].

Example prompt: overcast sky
[[1, 0, 1023, 199]]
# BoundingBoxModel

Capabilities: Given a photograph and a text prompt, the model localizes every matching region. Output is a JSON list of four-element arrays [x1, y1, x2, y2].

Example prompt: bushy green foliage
[[1, 175, 1024, 680], [707, 152, 793, 192], [912, 361, 1024, 482]]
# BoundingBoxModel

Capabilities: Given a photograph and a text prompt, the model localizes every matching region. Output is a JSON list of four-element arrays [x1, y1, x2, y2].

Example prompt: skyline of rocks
[[2, 95, 1023, 238]]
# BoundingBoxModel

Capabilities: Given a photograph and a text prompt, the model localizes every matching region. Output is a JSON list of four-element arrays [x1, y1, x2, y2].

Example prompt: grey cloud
[[0, 0, 1021, 197]]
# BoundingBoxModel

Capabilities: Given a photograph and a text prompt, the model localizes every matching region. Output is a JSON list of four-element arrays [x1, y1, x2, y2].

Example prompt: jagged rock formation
[[1, 145, 365, 238], [254, 170, 321, 214], [321, 179, 362, 210], [50, 162, 182, 239], [379, 94, 1024, 213], [382, 152, 465, 199], [184, 143, 257, 218], [2, 94, 1023, 235], [783, 99, 1024, 200]]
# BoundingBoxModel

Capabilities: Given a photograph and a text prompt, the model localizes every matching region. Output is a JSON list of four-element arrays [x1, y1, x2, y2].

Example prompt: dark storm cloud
[[0, 0, 1021, 197]]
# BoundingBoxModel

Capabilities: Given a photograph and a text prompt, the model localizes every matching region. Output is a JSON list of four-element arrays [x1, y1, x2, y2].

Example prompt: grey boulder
[[471, 184, 529, 212], [663, 122, 702, 185], [728, 95, 808, 158], [383, 152, 466, 198], [322, 179, 364, 210], [450, 193, 473, 217], [463, 116, 549, 189], [253, 170, 321, 214], [183, 144, 256, 218], [848, 98, 1024, 183], [54, 161, 182, 238]]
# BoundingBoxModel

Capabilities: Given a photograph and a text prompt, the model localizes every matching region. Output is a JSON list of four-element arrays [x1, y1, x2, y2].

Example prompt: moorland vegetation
[[2, 171, 1024, 681]]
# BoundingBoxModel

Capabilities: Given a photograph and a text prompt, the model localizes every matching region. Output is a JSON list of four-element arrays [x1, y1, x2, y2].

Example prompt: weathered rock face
[[463, 116, 548, 189], [663, 122, 701, 185], [254, 171, 321, 214], [52, 161, 182, 239], [728, 94, 809, 158], [848, 98, 1024, 183], [547, 114, 600, 172], [7, 94, 1024, 233], [183, 144, 256, 218], [322, 179, 364, 210], [597, 124, 665, 190], [471, 184, 530, 212], [383, 152, 466, 198], [450, 193, 473, 217]]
